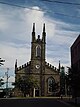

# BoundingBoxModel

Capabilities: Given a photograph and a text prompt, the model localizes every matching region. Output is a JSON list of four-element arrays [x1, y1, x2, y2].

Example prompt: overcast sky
[[0, 0, 80, 87]]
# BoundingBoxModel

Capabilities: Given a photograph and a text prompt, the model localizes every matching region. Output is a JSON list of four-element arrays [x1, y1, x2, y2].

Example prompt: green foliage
[[60, 67, 65, 95], [53, 82, 59, 92], [0, 78, 4, 87], [13, 75, 39, 96]]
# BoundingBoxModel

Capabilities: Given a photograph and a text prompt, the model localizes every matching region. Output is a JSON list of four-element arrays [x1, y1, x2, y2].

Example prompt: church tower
[[31, 23, 46, 96], [31, 23, 46, 73], [14, 23, 60, 97]]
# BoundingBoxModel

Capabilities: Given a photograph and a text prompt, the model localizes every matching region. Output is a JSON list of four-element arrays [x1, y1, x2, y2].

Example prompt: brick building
[[71, 35, 80, 96], [14, 23, 60, 97], [71, 35, 80, 72]]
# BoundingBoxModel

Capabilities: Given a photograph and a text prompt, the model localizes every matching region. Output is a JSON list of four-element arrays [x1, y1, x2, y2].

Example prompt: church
[[14, 23, 60, 97]]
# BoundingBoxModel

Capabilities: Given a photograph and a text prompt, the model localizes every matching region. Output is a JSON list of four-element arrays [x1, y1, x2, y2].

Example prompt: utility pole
[[0, 58, 5, 90], [5, 68, 10, 98]]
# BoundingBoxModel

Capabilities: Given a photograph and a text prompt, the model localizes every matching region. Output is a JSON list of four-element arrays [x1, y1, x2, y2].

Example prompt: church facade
[[14, 23, 60, 97]]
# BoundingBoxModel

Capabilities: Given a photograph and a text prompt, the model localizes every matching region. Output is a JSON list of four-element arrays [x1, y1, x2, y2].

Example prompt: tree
[[13, 75, 39, 97], [0, 78, 4, 88], [65, 67, 72, 96], [60, 66, 65, 95], [52, 82, 60, 96], [66, 67, 80, 104], [0, 58, 5, 66]]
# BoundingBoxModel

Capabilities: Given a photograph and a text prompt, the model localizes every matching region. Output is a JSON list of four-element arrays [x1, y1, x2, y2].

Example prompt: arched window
[[48, 77, 55, 92], [36, 45, 41, 57]]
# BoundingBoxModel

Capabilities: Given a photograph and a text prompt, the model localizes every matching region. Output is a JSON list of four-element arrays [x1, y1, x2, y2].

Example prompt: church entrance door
[[35, 88, 39, 97]]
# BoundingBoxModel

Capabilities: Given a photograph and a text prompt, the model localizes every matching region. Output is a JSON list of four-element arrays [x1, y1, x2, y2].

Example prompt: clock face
[[36, 65, 40, 69]]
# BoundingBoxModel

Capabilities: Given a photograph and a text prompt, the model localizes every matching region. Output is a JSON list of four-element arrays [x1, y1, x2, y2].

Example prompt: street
[[0, 98, 72, 107]]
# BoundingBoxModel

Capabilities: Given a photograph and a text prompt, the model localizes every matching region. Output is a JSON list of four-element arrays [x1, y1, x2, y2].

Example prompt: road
[[0, 98, 71, 107]]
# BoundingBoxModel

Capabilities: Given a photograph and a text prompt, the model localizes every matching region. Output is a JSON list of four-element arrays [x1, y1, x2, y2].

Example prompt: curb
[[57, 100, 75, 107]]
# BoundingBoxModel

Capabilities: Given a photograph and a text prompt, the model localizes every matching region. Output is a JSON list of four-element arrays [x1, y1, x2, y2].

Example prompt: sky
[[0, 0, 80, 88]]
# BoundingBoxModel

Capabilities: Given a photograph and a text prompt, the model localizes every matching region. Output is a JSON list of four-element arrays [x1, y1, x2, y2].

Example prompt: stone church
[[14, 23, 60, 97]]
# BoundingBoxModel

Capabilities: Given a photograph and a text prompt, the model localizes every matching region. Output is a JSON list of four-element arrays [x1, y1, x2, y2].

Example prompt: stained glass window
[[48, 77, 55, 92]]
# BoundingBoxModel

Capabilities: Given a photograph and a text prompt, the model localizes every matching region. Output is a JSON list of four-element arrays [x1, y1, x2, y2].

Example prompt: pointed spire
[[32, 23, 35, 32], [58, 60, 61, 72], [15, 59, 17, 66], [43, 23, 45, 32], [42, 23, 46, 43], [15, 59, 17, 73], [32, 23, 36, 42]]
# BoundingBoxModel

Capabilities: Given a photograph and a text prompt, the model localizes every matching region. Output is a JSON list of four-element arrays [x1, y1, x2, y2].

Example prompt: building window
[[48, 77, 55, 93], [36, 45, 41, 57]]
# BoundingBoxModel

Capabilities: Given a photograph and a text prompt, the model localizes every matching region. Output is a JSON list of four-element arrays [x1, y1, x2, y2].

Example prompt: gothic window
[[48, 77, 55, 93], [36, 45, 41, 57]]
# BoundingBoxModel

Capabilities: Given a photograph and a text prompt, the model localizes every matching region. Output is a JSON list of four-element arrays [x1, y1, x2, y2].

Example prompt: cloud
[[0, 5, 57, 76], [24, 7, 56, 37], [0, 42, 30, 68], [0, 4, 79, 75]]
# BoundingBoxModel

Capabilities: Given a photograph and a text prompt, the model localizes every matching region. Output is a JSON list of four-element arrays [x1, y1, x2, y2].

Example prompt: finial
[[33, 23, 35, 32], [38, 35, 40, 39]]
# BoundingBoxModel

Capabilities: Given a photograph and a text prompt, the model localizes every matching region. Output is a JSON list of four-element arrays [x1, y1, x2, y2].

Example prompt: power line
[[0, 1, 43, 11], [0, 1, 80, 19], [45, 9, 80, 19], [41, 0, 80, 6], [0, 1, 26, 8]]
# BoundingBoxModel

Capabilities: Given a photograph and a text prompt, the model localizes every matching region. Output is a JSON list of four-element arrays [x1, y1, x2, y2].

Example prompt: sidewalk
[[62, 97, 80, 107]]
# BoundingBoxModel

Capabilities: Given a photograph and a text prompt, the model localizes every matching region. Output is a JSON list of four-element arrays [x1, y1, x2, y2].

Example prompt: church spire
[[43, 23, 45, 32], [58, 60, 61, 72], [32, 23, 35, 42], [42, 23, 46, 43], [15, 59, 17, 67], [32, 23, 35, 32], [15, 59, 17, 73]]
